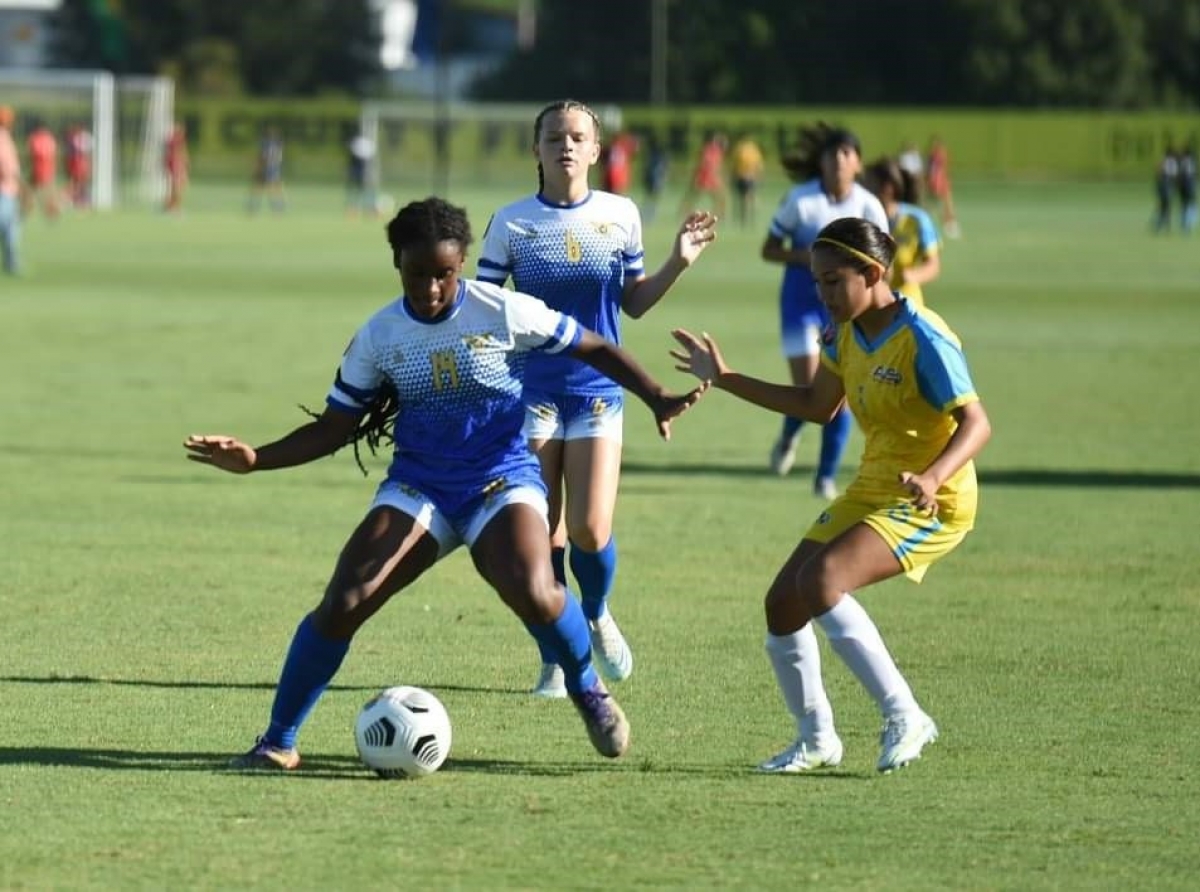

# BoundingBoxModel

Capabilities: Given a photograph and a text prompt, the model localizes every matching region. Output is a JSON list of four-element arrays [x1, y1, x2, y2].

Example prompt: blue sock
[[817, 406, 852, 481], [782, 415, 803, 443], [264, 614, 350, 750], [531, 547, 570, 664], [570, 536, 617, 621], [525, 594, 598, 694]]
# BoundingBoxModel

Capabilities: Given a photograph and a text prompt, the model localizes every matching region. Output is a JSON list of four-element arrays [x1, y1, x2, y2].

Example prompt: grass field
[[2, 178, 1198, 890]]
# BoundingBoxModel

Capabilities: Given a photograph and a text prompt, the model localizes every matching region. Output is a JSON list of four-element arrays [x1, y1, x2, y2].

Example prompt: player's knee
[[566, 519, 611, 552]]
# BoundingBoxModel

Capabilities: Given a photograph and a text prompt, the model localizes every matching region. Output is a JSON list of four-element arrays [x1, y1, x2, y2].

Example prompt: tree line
[[49, 0, 1200, 108]]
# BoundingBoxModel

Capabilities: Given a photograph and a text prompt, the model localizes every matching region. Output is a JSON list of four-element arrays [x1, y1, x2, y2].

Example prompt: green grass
[[1, 179, 1198, 890]]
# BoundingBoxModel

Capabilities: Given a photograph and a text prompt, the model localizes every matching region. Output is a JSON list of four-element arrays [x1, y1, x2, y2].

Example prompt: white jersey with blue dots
[[476, 191, 645, 397], [327, 279, 581, 491]]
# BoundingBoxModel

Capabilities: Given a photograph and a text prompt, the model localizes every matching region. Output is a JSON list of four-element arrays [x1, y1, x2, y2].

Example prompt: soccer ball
[[354, 685, 452, 779]]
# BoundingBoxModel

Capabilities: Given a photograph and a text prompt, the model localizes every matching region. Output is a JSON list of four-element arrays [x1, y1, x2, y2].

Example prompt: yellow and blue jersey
[[888, 202, 940, 308], [821, 297, 979, 524]]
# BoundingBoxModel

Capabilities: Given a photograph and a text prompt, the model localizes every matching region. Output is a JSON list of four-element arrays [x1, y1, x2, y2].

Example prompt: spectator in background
[[729, 132, 765, 228], [1176, 141, 1196, 233], [640, 132, 669, 223], [0, 105, 21, 276], [925, 136, 959, 239], [248, 125, 286, 214], [678, 130, 728, 219], [25, 119, 60, 220], [64, 122, 93, 210], [1152, 143, 1178, 233], [345, 129, 378, 218], [163, 121, 189, 214]]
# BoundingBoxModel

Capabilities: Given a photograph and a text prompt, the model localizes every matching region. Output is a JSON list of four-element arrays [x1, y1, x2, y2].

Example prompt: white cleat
[[588, 612, 633, 682], [757, 736, 844, 773], [813, 476, 839, 500], [769, 436, 798, 476], [877, 711, 938, 773], [530, 662, 567, 699]]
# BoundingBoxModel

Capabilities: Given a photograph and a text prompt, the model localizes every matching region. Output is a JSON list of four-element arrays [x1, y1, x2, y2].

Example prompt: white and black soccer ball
[[355, 685, 452, 779]]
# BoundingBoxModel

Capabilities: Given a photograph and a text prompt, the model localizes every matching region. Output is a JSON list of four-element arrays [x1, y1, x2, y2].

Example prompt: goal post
[[358, 100, 623, 194], [0, 67, 173, 209]]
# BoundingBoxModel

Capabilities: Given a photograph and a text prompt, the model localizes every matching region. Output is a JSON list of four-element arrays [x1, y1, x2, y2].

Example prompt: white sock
[[765, 626, 836, 744], [815, 594, 919, 720]]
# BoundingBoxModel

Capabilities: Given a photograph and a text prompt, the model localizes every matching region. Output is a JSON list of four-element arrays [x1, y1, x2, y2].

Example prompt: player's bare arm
[[571, 329, 707, 440], [184, 407, 360, 473], [760, 234, 810, 267], [622, 210, 719, 319], [898, 401, 992, 513], [670, 328, 844, 422]]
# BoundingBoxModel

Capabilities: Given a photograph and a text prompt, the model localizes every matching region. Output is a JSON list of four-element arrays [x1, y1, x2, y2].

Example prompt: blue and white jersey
[[477, 191, 645, 397], [769, 179, 889, 314], [327, 278, 581, 490]]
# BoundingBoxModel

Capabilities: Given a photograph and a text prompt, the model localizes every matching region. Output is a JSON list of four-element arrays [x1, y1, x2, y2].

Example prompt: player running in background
[[729, 132, 765, 228], [863, 156, 941, 308], [247, 125, 286, 214], [672, 216, 991, 775], [185, 197, 707, 770], [677, 130, 728, 219], [163, 121, 189, 214], [477, 99, 718, 698], [64, 123, 93, 210], [24, 119, 60, 220], [763, 123, 888, 498], [925, 135, 961, 239]]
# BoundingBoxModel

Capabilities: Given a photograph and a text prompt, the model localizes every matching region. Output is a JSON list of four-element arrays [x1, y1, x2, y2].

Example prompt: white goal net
[[0, 68, 173, 209]]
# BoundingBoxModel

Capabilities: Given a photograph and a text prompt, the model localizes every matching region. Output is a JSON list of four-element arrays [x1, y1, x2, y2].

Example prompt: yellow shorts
[[803, 497, 972, 583]]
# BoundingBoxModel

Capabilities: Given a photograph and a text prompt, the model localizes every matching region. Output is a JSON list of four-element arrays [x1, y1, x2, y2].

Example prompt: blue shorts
[[371, 463, 549, 558], [522, 390, 624, 443]]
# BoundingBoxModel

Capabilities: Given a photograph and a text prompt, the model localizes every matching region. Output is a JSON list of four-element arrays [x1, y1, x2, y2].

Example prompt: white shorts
[[521, 392, 624, 443], [369, 479, 549, 558], [781, 321, 823, 359]]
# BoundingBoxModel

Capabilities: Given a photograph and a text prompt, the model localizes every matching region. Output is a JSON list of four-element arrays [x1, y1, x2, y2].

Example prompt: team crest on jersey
[[871, 365, 902, 385], [816, 510, 832, 525], [589, 221, 612, 236], [462, 332, 503, 352]]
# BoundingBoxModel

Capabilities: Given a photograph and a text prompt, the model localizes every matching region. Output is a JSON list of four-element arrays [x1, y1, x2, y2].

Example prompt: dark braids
[[305, 197, 475, 475], [533, 99, 601, 196]]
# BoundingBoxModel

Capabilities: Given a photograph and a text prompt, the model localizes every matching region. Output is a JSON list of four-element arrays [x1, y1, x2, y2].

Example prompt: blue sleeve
[[914, 207, 940, 253], [913, 326, 976, 412]]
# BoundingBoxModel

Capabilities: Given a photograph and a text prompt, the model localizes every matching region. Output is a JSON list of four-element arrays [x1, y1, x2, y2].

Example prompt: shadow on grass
[[620, 461, 1200, 489], [0, 675, 523, 696]]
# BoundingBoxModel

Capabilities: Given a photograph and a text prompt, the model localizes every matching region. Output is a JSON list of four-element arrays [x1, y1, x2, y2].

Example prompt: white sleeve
[[622, 198, 646, 278], [865, 194, 891, 233], [505, 290, 581, 355], [476, 210, 512, 285], [768, 190, 799, 241], [326, 322, 385, 414]]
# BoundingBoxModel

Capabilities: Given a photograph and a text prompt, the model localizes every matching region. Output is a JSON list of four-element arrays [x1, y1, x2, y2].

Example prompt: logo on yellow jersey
[[872, 365, 903, 385]]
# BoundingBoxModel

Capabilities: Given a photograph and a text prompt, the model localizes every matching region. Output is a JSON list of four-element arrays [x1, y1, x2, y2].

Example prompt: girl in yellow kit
[[671, 216, 991, 774]]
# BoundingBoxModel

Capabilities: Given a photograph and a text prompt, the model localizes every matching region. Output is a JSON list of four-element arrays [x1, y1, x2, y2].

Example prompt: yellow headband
[[812, 237, 885, 271]]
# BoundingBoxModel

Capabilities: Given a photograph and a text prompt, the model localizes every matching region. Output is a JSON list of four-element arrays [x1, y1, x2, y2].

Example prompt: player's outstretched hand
[[673, 210, 718, 267], [898, 471, 939, 514], [669, 328, 730, 385], [649, 381, 709, 441], [184, 434, 257, 474]]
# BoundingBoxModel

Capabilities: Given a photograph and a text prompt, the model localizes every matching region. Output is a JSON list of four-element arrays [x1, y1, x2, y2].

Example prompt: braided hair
[[307, 197, 475, 474]]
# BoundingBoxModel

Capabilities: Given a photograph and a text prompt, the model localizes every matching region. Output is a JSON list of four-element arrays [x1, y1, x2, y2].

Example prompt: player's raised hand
[[670, 328, 730, 385], [184, 435, 257, 474], [898, 470, 939, 514], [673, 210, 718, 267], [649, 381, 710, 441]]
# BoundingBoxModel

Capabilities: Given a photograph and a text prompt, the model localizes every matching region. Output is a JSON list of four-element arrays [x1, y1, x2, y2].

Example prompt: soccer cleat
[[813, 476, 839, 500], [757, 736, 844, 773], [588, 612, 633, 682], [877, 711, 938, 773], [531, 662, 568, 699], [228, 736, 301, 771], [570, 681, 630, 758], [769, 436, 798, 476]]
